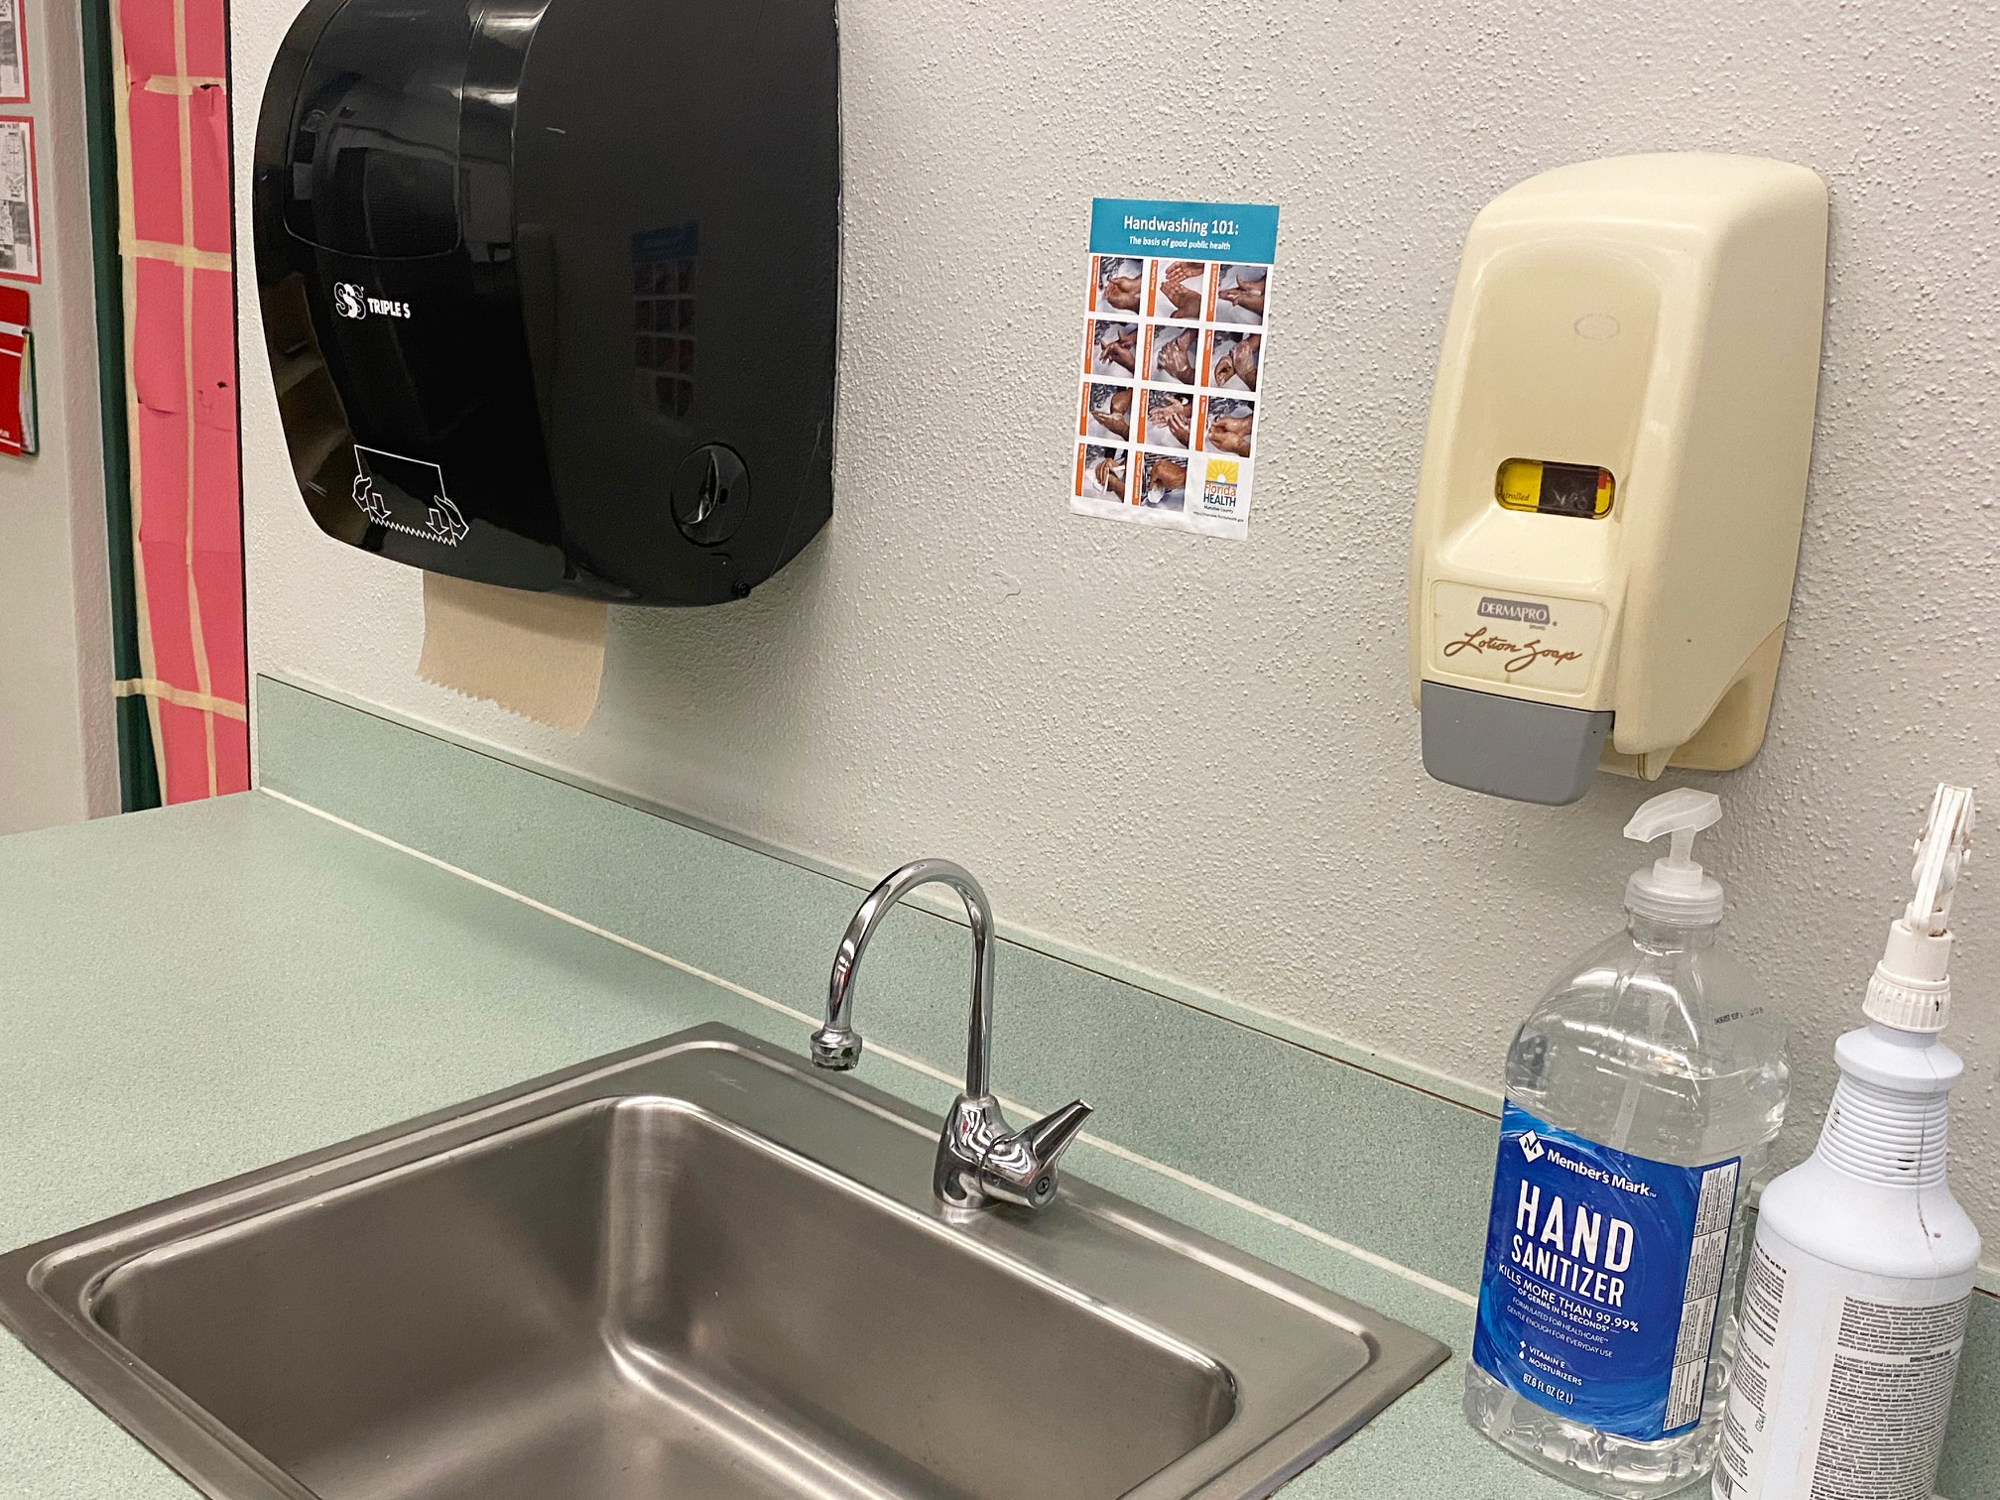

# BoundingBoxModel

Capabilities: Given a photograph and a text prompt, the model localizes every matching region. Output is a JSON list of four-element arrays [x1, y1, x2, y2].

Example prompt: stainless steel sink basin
[[0, 1024, 1445, 1499]]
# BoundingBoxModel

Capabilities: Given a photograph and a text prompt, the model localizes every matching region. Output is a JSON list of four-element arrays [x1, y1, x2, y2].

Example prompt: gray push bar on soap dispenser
[[1409, 154, 1828, 804], [252, 0, 839, 606]]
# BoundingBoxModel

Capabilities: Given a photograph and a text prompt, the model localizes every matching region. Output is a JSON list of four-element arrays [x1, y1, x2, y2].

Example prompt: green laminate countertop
[[0, 791, 1602, 1499]]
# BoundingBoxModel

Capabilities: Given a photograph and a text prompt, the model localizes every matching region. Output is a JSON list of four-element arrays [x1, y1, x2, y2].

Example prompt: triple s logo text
[[1443, 594, 1582, 676], [332, 282, 412, 321]]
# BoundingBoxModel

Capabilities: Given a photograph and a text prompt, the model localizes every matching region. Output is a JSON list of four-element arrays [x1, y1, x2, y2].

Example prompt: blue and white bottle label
[[1473, 1102, 1742, 1441]]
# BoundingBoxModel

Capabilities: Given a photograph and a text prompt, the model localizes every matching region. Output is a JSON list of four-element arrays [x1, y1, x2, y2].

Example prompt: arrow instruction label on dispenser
[[1474, 1102, 1742, 1443], [352, 445, 469, 547], [1072, 197, 1277, 540]]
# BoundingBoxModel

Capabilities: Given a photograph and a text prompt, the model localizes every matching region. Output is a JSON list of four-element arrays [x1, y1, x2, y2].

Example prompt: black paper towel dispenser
[[253, 0, 839, 605]]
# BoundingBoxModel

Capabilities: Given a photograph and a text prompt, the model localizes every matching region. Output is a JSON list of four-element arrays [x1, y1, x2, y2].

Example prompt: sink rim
[[0, 1023, 1448, 1500]]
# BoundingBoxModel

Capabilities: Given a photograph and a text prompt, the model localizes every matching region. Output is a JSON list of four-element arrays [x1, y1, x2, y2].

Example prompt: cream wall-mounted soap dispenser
[[1409, 154, 1828, 805]]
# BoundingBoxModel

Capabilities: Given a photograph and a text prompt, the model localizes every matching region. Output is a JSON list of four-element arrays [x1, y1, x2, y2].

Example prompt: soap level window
[[1495, 458, 1614, 519]]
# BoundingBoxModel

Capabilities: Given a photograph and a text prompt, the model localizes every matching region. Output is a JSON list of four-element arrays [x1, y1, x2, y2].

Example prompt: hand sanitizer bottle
[[1713, 785, 1979, 1500], [1465, 788, 1791, 1496]]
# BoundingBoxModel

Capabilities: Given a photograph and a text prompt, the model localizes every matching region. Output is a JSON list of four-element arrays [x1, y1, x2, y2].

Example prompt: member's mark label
[[1473, 1103, 1742, 1442]]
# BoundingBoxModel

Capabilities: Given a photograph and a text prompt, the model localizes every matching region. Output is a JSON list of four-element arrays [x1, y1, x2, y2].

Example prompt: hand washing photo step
[[1075, 441, 1130, 504], [1150, 259, 1208, 321], [1211, 262, 1268, 325], [1146, 322, 1204, 386], [1084, 316, 1140, 379], [1080, 382, 1135, 443], [1137, 451, 1190, 513], [1198, 395, 1254, 457], [1089, 254, 1144, 315], [1140, 389, 1194, 450], [1206, 329, 1261, 392]]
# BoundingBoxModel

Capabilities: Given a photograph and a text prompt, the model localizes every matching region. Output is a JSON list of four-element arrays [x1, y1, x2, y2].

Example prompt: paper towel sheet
[[418, 572, 606, 732]]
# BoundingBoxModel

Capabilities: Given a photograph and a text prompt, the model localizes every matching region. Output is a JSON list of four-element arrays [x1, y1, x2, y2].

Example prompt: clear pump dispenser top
[[1622, 787, 1725, 925]]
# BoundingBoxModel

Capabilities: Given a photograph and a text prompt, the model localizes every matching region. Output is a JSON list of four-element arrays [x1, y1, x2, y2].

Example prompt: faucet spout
[[809, 857, 993, 1079], [809, 859, 1096, 1212]]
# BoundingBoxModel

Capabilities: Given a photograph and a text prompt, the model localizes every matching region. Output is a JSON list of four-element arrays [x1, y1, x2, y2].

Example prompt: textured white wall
[[0, 1, 116, 833], [234, 0, 1999, 1246]]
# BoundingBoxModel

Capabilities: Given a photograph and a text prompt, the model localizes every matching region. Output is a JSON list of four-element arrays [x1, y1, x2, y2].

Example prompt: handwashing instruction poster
[[1073, 198, 1278, 539]]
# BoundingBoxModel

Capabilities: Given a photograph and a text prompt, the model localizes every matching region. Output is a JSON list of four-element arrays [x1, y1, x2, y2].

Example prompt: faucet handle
[[1019, 1099, 1093, 1161], [978, 1099, 1093, 1209]]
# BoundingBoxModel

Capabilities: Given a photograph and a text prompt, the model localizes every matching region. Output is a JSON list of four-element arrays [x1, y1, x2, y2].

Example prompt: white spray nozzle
[[1622, 788, 1725, 923], [1866, 783, 1975, 1033], [1905, 785, 1974, 937]]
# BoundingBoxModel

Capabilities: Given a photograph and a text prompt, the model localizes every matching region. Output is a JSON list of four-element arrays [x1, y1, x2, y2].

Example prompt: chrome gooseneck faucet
[[810, 859, 1093, 1210]]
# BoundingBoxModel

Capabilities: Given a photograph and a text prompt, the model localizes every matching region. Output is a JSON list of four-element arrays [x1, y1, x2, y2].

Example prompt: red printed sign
[[0, 281, 33, 454]]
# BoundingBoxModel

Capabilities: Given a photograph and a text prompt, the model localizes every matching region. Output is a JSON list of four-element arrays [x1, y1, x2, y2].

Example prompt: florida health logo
[[1200, 458, 1241, 518], [1518, 1130, 1546, 1163]]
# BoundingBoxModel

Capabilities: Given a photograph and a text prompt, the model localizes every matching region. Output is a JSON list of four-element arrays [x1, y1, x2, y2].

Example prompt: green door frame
[[77, 0, 161, 811]]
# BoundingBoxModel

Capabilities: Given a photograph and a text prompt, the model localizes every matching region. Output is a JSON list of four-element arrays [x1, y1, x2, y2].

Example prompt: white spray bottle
[[1715, 784, 1981, 1499]]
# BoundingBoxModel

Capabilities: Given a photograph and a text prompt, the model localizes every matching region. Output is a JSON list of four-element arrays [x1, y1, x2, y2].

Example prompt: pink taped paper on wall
[[131, 257, 184, 414], [214, 720, 250, 795], [116, 0, 249, 804], [182, 0, 227, 79], [126, 85, 184, 243], [134, 404, 200, 697], [137, 544, 200, 690], [192, 420, 239, 537], [189, 86, 230, 255], [190, 266, 234, 429], [191, 546, 244, 679], [134, 403, 188, 540], [190, 543, 246, 692], [117, 0, 179, 85], [155, 702, 211, 804], [190, 260, 247, 732]]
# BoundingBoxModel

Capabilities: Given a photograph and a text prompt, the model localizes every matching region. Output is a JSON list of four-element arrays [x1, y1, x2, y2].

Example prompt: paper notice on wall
[[1072, 198, 1277, 539], [0, 0, 25, 102], [0, 116, 36, 282]]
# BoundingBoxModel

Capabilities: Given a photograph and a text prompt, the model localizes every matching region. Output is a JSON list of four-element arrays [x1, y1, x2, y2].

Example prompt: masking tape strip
[[123, 239, 231, 273], [114, 677, 248, 721]]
